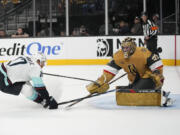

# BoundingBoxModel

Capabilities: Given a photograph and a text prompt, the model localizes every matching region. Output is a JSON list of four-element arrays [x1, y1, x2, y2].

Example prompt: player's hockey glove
[[42, 96, 58, 109], [86, 71, 114, 94]]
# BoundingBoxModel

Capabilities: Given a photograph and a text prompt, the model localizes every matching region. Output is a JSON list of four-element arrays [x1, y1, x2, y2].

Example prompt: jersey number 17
[[7, 57, 27, 66]]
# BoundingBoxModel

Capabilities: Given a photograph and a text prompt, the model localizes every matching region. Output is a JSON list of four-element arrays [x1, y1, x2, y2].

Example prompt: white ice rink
[[0, 65, 180, 135]]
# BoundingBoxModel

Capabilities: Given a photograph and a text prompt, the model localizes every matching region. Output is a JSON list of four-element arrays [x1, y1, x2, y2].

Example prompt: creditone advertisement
[[0, 35, 179, 65], [0, 37, 65, 60]]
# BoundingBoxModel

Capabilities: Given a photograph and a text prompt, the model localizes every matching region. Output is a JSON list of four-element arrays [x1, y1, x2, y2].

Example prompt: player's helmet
[[33, 52, 47, 65], [121, 37, 136, 58]]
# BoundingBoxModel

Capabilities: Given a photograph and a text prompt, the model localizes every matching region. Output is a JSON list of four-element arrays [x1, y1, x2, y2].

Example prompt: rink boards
[[0, 35, 179, 66]]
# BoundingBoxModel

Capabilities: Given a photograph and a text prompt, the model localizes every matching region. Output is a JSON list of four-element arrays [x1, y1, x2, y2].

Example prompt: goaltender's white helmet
[[32, 52, 47, 64]]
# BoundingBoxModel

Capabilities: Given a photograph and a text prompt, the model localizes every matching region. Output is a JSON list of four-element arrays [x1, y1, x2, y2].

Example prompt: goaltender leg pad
[[116, 89, 161, 106]]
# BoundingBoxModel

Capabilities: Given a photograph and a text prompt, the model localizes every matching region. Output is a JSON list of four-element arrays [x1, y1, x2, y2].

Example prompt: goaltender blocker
[[86, 37, 173, 106]]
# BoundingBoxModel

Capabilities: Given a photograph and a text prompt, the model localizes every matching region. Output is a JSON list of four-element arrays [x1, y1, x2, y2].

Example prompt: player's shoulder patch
[[147, 53, 161, 67]]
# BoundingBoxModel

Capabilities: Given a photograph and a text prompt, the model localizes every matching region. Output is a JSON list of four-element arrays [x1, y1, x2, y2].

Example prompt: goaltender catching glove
[[86, 71, 114, 94]]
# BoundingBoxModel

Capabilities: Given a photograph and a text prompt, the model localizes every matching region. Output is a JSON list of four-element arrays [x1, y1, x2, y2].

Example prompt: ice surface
[[0, 66, 180, 135]]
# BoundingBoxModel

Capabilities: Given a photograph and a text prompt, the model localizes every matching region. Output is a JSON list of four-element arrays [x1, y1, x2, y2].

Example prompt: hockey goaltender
[[86, 37, 173, 107]]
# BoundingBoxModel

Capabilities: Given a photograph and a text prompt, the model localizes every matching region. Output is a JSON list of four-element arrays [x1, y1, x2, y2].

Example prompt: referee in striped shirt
[[141, 12, 160, 54]]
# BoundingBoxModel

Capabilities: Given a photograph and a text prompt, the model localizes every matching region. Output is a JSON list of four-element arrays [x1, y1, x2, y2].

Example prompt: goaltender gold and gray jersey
[[103, 47, 163, 85]]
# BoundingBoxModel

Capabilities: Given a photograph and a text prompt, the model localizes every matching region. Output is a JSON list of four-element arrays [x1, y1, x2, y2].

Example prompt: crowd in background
[[0, 27, 29, 38], [1, 0, 21, 6], [0, 0, 176, 38], [0, 13, 160, 38]]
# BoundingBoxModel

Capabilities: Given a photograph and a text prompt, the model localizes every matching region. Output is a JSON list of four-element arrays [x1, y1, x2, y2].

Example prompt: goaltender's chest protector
[[114, 47, 151, 82]]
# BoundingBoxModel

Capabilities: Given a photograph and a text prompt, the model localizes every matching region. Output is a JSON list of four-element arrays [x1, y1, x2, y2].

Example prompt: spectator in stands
[[12, 0, 20, 4], [12, 0, 21, 6], [11, 27, 29, 38], [109, 0, 118, 12], [111, 15, 121, 35], [37, 24, 54, 37], [58, 0, 65, 15], [60, 31, 66, 36], [81, 1, 89, 14], [83, 0, 96, 14], [1, 0, 20, 6], [131, 16, 143, 35], [99, 18, 114, 35], [71, 27, 80, 36], [99, 23, 114, 35], [0, 29, 7, 38], [152, 13, 161, 33], [79, 25, 89, 36], [36, 0, 49, 18], [95, 0, 104, 11], [118, 20, 130, 35], [1, 0, 8, 6]]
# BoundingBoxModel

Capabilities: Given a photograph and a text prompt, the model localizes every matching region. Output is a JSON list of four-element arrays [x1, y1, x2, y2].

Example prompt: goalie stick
[[63, 73, 127, 108]]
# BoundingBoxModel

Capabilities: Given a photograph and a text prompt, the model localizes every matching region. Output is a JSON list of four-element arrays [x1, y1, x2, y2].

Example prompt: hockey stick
[[64, 73, 127, 108], [58, 89, 117, 105], [43, 72, 100, 86]]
